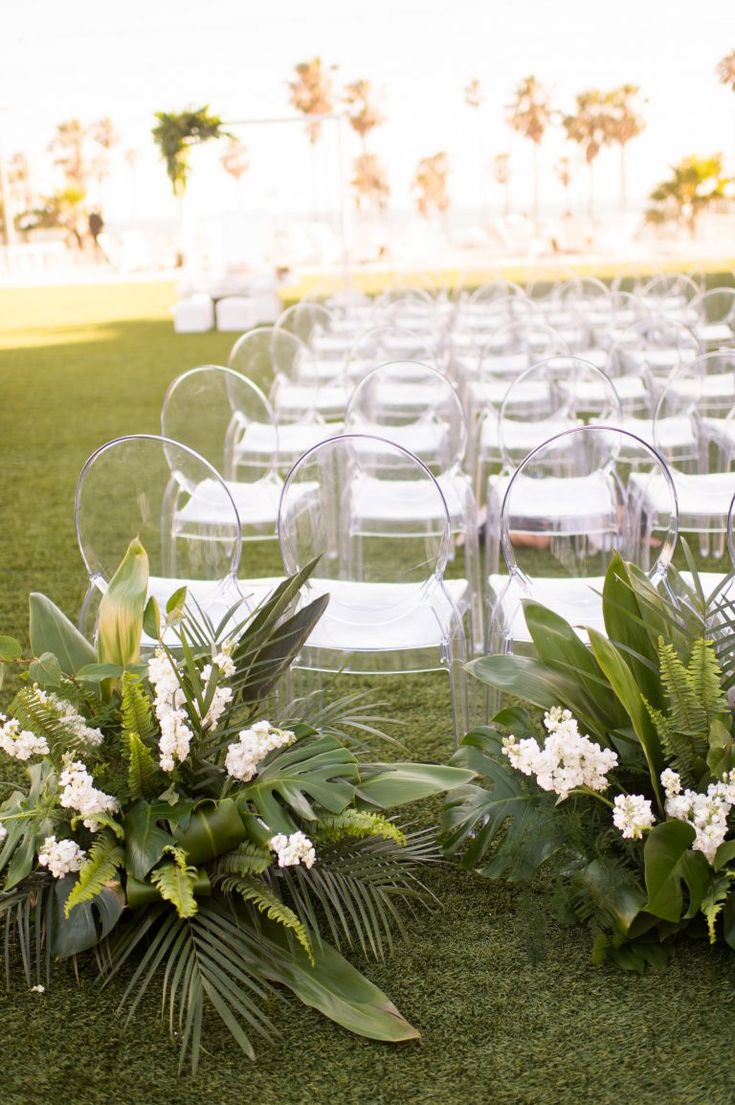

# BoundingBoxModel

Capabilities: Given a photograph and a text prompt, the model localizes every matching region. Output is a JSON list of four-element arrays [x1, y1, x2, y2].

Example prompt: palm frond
[[0, 874, 53, 988]]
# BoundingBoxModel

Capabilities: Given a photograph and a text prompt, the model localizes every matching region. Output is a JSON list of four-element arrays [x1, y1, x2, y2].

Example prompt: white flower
[[33, 690, 104, 747], [661, 769, 681, 798], [269, 831, 316, 869], [148, 648, 193, 772], [30, 984, 45, 993], [198, 664, 234, 731], [58, 759, 118, 831], [502, 709, 618, 801], [0, 714, 49, 761], [37, 835, 86, 879], [213, 647, 236, 678], [0, 824, 7, 845], [612, 794, 656, 840], [665, 774, 735, 864], [225, 722, 296, 783]]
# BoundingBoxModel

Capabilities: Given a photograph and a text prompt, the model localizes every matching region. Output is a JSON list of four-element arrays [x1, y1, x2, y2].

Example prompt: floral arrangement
[[443, 552, 735, 970], [0, 540, 471, 1071]]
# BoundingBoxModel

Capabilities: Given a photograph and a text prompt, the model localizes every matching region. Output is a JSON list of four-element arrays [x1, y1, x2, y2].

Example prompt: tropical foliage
[[0, 540, 471, 1072], [443, 553, 735, 971], [287, 58, 336, 144], [413, 153, 450, 218], [645, 154, 732, 237], [151, 106, 230, 196]]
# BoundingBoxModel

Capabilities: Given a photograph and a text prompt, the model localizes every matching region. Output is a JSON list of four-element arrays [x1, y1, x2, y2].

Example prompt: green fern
[[149, 846, 198, 918], [10, 686, 94, 755], [121, 730, 161, 800], [212, 841, 273, 877], [317, 810, 407, 847], [65, 831, 124, 917], [688, 639, 729, 728], [701, 875, 733, 942], [658, 638, 708, 735], [218, 873, 314, 964], [643, 698, 705, 781], [120, 675, 156, 741]]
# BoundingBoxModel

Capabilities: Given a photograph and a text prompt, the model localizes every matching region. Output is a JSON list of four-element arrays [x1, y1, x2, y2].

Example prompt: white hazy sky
[[2, 0, 735, 220]]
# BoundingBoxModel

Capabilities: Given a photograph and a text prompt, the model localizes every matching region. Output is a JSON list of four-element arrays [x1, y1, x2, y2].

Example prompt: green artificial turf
[[1, 281, 734, 1105]]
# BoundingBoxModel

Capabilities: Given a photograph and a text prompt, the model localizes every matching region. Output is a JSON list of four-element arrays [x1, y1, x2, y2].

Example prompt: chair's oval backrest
[[499, 425, 678, 588], [345, 361, 467, 470], [278, 433, 451, 608], [497, 356, 622, 471], [692, 287, 735, 327], [162, 364, 276, 482], [274, 302, 335, 346], [479, 319, 569, 374], [608, 316, 701, 378], [344, 325, 438, 382], [468, 279, 527, 308], [75, 434, 242, 590]]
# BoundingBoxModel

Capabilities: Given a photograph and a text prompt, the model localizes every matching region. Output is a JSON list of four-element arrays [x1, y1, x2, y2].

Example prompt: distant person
[[88, 211, 104, 258]]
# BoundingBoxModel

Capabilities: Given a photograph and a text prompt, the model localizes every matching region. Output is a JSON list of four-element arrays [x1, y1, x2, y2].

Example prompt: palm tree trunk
[[620, 145, 627, 212], [588, 160, 595, 220], [504, 179, 511, 219], [532, 142, 540, 229]]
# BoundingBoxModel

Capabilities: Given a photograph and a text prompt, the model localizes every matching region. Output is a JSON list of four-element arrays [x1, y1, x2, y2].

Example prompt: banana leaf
[[29, 592, 96, 675]]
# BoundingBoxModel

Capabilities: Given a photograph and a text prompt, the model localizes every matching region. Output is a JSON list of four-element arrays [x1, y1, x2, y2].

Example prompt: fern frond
[[317, 810, 407, 847], [65, 831, 124, 917], [121, 730, 161, 800], [701, 874, 733, 943], [120, 674, 156, 741], [150, 847, 198, 917], [688, 639, 729, 728], [643, 696, 705, 782], [219, 874, 314, 963], [69, 810, 125, 839], [211, 841, 273, 877], [9, 685, 98, 757], [658, 638, 708, 735]]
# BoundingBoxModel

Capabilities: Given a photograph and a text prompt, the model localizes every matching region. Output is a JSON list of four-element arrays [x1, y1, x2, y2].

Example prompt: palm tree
[[562, 90, 610, 218], [605, 84, 645, 211], [351, 153, 390, 212], [506, 75, 553, 227], [464, 79, 483, 108], [413, 153, 450, 218], [220, 137, 249, 182], [716, 50, 735, 91], [343, 80, 384, 151], [48, 119, 86, 188], [646, 153, 732, 238], [491, 153, 512, 218], [287, 58, 336, 145]]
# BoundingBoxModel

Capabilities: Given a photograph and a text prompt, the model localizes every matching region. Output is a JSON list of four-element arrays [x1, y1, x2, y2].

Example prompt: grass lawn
[[1, 281, 734, 1105]]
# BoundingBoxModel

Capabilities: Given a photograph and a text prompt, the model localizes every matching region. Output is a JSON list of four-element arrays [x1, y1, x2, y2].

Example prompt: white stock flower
[[34, 690, 104, 747], [199, 664, 234, 731], [612, 794, 656, 840], [0, 714, 49, 761], [30, 984, 45, 993], [502, 709, 618, 801], [664, 772, 735, 864], [661, 769, 681, 798], [148, 648, 193, 772], [37, 835, 86, 879], [225, 721, 296, 783], [0, 824, 7, 845], [269, 831, 316, 869], [59, 759, 118, 831]]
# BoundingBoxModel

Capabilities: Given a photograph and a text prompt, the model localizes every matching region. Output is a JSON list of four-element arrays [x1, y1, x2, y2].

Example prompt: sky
[[1, 0, 734, 223]]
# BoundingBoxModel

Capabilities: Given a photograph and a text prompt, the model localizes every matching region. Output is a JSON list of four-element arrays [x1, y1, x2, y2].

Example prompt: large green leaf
[[50, 875, 125, 957], [123, 798, 195, 880], [29, 592, 96, 675], [441, 727, 563, 880], [588, 629, 664, 791], [523, 600, 626, 726], [97, 537, 149, 671], [238, 735, 359, 834], [256, 916, 420, 1042], [602, 556, 664, 710], [173, 799, 248, 865], [572, 857, 647, 936], [643, 819, 707, 922], [467, 654, 607, 740], [355, 763, 475, 809]]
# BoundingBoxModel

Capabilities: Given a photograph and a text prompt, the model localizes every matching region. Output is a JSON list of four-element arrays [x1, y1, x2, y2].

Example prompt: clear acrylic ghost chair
[[277, 433, 472, 741], [344, 325, 440, 385], [161, 365, 285, 554], [641, 273, 700, 323], [450, 294, 537, 381], [478, 357, 622, 508], [487, 426, 678, 657], [228, 328, 340, 470], [691, 288, 735, 350], [466, 320, 570, 446], [607, 317, 701, 414], [633, 360, 735, 565], [269, 325, 347, 426], [74, 434, 257, 646]]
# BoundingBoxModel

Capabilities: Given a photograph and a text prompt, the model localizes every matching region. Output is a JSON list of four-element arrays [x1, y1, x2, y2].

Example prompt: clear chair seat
[[235, 421, 343, 461], [489, 573, 606, 644], [469, 377, 549, 409], [489, 471, 615, 528], [618, 414, 696, 450], [174, 477, 282, 531], [696, 323, 733, 346], [349, 421, 450, 464], [273, 382, 349, 420], [303, 577, 469, 652], [631, 470, 735, 517], [350, 472, 470, 529], [481, 416, 581, 454], [561, 375, 647, 404]]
